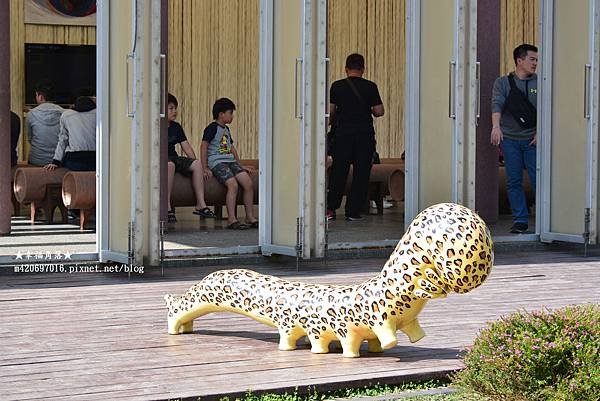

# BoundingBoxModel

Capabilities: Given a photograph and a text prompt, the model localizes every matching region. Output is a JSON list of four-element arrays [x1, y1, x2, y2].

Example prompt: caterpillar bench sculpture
[[165, 203, 493, 357]]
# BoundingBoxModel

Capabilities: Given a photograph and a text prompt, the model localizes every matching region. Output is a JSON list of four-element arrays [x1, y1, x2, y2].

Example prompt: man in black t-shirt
[[166, 93, 216, 223], [326, 53, 384, 221]]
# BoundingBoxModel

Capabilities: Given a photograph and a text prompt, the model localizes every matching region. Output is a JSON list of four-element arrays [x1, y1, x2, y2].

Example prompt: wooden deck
[[1, 249, 599, 401]]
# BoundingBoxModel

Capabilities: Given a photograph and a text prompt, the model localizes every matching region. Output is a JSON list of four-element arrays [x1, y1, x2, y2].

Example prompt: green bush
[[453, 304, 599, 401]]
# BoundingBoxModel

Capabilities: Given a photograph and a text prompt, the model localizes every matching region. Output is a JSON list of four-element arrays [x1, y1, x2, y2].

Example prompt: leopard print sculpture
[[165, 203, 493, 357]]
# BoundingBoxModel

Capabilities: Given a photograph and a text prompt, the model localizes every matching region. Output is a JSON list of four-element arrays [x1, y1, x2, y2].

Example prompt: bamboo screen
[[328, 0, 406, 158], [10, 0, 96, 162], [500, 0, 538, 75], [8, 0, 537, 163], [168, 0, 260, 159]]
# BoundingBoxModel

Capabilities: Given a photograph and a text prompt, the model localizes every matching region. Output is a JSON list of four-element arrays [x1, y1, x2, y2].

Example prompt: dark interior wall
[[476, 0, 500, 223]]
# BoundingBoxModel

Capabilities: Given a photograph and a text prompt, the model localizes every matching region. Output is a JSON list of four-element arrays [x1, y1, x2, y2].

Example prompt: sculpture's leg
[[372, 321, 398, 350], [278, 326, 305, 351], [180, 321, 193, 333], [399, 318, 425, 343], [167, 319, 181, 335], [367, 339, 384, 353], [308, 335, 332, 354], [340, 334, 363, 358], [168, 319, 180, 334]]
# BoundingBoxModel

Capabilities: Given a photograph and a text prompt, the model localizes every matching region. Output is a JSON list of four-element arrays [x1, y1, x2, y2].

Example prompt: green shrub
[[453, 304, 599, 401]]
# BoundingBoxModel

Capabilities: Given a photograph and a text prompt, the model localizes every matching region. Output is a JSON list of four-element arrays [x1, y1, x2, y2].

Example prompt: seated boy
[[201, 98, 258, 230], [167, 93, 216, 223]]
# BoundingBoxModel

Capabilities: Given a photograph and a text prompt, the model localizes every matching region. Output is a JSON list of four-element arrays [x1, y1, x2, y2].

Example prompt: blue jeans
[[501, 137, 536, 224]]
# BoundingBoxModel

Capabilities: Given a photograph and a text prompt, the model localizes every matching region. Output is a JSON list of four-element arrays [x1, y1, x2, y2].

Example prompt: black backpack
[[504, 73, 537, 130]]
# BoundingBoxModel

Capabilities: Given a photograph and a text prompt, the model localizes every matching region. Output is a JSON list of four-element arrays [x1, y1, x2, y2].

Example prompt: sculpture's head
[[400, 203, 493, 294]]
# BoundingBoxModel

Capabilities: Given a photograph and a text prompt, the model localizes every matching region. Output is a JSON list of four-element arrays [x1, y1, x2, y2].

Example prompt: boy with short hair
[[167, 93, 216, 223], [201, 98, 258, 230]]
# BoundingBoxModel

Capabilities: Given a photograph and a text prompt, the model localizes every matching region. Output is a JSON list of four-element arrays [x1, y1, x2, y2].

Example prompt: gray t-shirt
[[202, 121, 236, 169], [491, 73, 537, 140]]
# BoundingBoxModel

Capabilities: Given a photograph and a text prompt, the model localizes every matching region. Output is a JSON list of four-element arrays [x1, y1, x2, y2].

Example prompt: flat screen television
[[25, 43, 96, 106]]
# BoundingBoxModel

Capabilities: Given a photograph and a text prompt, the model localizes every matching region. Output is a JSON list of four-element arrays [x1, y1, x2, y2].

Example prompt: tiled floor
[[2, 202, 538, 258]]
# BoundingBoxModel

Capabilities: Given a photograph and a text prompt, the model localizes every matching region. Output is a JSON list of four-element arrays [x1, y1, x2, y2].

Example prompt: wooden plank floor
[[1, 249, 599, 401]]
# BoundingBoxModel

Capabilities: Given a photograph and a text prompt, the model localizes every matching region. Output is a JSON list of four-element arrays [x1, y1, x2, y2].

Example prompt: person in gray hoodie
[[26, 81, 64, 166], [491, 44, 538, 234], [44, 96, 96, 172]]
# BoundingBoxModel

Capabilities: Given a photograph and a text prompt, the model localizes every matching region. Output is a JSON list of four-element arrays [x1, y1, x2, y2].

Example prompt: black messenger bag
[[504, 73, 537, 130]]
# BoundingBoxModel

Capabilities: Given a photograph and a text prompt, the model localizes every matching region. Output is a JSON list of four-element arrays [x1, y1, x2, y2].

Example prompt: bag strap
[[507, 72, 518, 90], [346, 77, 368, 108], [508, 73, 533, 104]]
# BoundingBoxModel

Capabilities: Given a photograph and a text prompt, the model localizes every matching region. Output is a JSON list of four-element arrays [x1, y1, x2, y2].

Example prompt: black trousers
[[327, 132, 375, 217]]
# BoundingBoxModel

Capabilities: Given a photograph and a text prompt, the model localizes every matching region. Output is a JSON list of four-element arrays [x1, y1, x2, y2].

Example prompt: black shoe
[[193, 207, 217, 218], [167, 210, 177, 223], [345, 215, 364, 221], [510, 222, 528, 234]]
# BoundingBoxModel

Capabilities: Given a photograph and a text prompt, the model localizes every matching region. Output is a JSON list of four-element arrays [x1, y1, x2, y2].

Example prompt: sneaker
[[345, 215, 364, 221], [193, 207, 217, 218], [326, 210, 336, 221], [510, 222, 528, 234], [167, 210, 177, 223], [370, 200, 394, 209]]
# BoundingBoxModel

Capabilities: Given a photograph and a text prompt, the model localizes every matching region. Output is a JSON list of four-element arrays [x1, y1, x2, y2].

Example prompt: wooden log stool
[[13, 167, 69, 224], [62, 171, 96, 230]]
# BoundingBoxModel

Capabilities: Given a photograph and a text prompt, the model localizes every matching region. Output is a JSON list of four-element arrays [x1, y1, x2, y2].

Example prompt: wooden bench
[[326, 157, 405, 214], [62, 171, 96, 230], [170, 158, 405, 216], [13, 166, 69, 224], [171, 161, 259, 218]]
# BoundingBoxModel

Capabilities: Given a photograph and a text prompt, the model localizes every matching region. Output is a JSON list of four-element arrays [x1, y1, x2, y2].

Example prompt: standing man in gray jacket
[[491, 44, 538, 234], [26, 81, 64, 166]]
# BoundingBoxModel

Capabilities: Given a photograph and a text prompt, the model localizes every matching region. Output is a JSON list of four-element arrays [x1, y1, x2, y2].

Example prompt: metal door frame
[[539, 0, 599, 244], [259, 0, 311, 258], [405, 0, 473, 225]]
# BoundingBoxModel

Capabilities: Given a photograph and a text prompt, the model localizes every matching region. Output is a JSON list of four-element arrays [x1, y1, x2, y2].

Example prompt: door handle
[[159, 54, 167, 118], [584, 64, 591, 119], [449, 60, 456, 119], [324, 57, 331, 118], [295, 58, 303, 119], [476, 61, 481, 125], [126, 53, 135, 118]]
